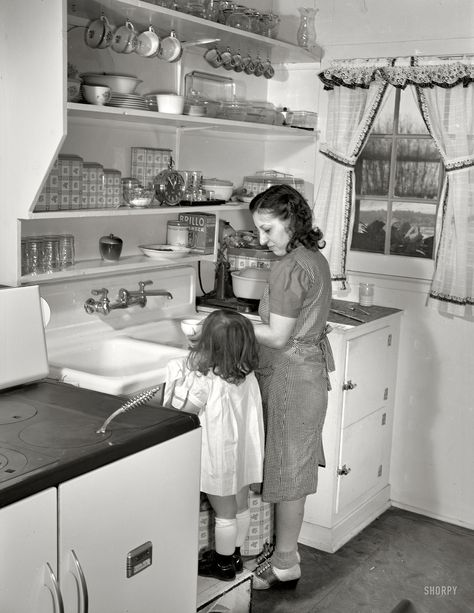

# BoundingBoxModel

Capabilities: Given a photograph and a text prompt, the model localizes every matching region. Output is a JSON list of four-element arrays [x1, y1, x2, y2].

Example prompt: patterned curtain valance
[[319, 60, 474, 90]]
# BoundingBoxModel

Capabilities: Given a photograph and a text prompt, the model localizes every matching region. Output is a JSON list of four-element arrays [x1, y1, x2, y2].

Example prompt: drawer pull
[[337, 464, 351, 476], [342, 380, 357, 391]]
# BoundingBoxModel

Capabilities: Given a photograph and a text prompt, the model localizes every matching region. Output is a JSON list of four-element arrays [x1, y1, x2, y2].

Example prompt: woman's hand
[[253, 313, 296, 349]]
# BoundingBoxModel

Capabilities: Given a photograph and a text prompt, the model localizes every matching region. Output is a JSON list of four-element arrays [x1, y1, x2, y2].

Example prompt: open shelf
[[67, 0, 323, 64]]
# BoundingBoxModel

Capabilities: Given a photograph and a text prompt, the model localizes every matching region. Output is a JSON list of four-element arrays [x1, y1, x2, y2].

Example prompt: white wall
[[300, 0, 474, 528]]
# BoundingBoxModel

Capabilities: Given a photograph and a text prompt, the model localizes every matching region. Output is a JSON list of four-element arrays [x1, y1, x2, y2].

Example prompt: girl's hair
[[187, 309, 259, 384], [249, 184, 326, 253]]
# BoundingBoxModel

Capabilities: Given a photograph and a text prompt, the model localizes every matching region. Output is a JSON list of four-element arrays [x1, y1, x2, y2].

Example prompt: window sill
[[347, 250, 434, 282]]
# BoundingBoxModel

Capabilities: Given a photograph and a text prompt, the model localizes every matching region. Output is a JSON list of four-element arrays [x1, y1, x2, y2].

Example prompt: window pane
[[390, 201, 436, 258], [372, 87, 395, 134], [351, 199, 388, 253], [394, 139, 441, 198], [398, 87, 429, 134], [356, 138, 392, 195]]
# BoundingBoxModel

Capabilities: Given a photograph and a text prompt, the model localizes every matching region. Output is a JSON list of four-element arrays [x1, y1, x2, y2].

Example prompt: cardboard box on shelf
[[58, 154, 83, 209], [131, 147, 172, 185], [103, 168, 122, 208], [178, 212, 216, 254]]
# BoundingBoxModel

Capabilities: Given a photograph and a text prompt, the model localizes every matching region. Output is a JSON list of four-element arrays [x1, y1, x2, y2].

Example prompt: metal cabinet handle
[[68, 549, 89, 613], [342, 380, 357, 391], [43, 563, 65, 613], [337, 464, 351, 476]]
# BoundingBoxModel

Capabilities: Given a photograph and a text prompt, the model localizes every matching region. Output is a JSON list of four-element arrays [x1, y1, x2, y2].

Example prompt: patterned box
[[35, 158, 59, 211], [131, 147, 172, 185], [58, 154, 83, 209], [178, 212, 216, 254], [198, 491, 274, 557], [82, 162, 104, 208], [103, 168, 122, 208]]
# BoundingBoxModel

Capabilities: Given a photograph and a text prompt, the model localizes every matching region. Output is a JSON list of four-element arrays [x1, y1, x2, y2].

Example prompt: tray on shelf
[[178, 199, 226, 207]]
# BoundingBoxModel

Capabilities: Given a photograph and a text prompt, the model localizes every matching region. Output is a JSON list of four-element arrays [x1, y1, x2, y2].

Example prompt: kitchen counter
[[0, 378, 200, 509], [329, 298, 402, 327]]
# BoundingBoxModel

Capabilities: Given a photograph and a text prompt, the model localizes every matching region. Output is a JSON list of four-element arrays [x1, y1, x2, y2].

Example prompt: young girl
[[164, 309, 264, 581]]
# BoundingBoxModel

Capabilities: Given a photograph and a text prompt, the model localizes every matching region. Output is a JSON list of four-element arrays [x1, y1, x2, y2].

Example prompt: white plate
[[138, 244, 191, 259]]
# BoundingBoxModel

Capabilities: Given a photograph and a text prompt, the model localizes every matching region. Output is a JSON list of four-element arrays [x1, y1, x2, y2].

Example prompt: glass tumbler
[[42, 236, 61, 274], [58, 234, 75, 269], [359, 282, 374, 307], [25, 237, 45, 275]]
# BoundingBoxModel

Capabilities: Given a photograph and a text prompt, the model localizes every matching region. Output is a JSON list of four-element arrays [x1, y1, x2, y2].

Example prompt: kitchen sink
[[48, 336, 188, 396]]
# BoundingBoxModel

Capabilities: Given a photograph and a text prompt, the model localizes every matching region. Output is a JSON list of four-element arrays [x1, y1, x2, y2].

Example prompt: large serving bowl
[[81, 73, 142, 94], [231, 267, 270, 299]]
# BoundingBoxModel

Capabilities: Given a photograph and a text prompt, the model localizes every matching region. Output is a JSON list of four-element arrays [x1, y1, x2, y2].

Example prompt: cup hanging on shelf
[[296, 7, 318, 50]]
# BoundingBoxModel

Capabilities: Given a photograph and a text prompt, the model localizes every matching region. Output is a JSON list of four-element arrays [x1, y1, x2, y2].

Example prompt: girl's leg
[[235, 486, 250, 548], [206, 493, 237, 555]]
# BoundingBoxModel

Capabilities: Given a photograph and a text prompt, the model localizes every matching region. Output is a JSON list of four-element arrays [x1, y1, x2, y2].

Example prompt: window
[[351, 87, 443, 261]]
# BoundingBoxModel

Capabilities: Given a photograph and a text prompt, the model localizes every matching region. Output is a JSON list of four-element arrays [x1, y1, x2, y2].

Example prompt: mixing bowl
[[231, 268, 270, 299]]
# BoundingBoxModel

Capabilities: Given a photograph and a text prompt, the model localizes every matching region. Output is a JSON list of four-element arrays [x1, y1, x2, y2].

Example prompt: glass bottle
[[297, 7, 318, 50]]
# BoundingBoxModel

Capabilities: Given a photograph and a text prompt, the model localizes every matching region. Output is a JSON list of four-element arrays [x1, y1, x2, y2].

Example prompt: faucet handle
[[91, 288, 109, 302], [138, 280, 153, 293]]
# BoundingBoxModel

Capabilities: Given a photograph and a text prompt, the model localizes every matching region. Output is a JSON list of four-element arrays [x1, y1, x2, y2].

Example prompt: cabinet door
[[58, 429, 201, 613], [0, 488, 58, 613], [341, 325, 394, 428], [336, 408, 391, 516]]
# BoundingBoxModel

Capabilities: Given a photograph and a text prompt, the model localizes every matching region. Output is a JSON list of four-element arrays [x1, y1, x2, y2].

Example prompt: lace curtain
[[313, 64, 388, 285], [316, 58, 474, 317]]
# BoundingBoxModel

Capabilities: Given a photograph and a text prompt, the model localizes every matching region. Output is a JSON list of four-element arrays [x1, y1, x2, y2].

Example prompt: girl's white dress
[[164, 357, 265, 497]]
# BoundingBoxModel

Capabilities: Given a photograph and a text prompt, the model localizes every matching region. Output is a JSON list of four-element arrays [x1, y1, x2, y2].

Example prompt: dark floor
[[250, 507, 474, 613]]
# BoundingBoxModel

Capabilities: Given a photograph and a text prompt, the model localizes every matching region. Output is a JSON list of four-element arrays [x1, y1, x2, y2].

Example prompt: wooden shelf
[[67, 0, 323, 64]]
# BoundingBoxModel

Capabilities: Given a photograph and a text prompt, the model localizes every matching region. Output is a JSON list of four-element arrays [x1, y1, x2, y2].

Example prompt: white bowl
[[82, 84, 111, 105], [81, 73, 142, 94], [202, 180, 234, 201], [156, 94, 185, 115], [67, 78, 82, 102], [180, 318, 204, 337], [231, 268, 269, 300], [138, 244, 190, 259]]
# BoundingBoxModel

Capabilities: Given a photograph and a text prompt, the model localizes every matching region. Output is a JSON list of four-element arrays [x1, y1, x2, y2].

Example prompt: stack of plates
[[107, 93, 147, 110]]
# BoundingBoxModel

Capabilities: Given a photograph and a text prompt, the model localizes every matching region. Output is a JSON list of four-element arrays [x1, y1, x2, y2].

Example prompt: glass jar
[[167, 220, 190, 247], [226, 10, 251, 31], [259, 12, 280, 38]]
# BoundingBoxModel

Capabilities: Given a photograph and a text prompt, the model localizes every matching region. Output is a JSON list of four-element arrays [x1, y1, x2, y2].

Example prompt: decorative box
[[178, 212, 215, 254], [57, 154, 83, 209], [227, 247, 279, 271], [35, 158, 60, 211], [198, 491, 274, 557], [103, 169, 122, 208], [131, 147, 172, 185], [82, 162, 105, 208]]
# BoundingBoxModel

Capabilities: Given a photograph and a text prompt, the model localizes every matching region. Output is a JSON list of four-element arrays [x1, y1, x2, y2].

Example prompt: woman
[[248, 184, 334, 589]]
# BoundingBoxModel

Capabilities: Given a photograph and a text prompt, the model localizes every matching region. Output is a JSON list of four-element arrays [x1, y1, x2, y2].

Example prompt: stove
[[196, 295, 261, 319]]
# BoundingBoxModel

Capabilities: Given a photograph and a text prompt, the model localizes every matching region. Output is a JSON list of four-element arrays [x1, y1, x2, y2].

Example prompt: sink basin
[[48, 337, 188, 396]]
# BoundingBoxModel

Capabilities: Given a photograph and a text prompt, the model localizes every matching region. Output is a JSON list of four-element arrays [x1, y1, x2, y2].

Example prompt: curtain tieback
[[444, 156, 474, 173], [320, 145, 357, 168]]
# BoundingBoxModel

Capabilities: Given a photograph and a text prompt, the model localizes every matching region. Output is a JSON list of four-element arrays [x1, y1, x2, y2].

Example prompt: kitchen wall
[[269, 0, 474, 528]]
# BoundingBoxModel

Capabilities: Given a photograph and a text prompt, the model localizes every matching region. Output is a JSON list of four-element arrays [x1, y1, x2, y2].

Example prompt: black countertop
[[329, 298, 402, 327], [0, 379, 200, 509]]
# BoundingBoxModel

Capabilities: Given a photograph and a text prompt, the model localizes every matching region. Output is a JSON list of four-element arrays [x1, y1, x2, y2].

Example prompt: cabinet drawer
[[341, 326, 394, 428], [336, 409, 391, 516]]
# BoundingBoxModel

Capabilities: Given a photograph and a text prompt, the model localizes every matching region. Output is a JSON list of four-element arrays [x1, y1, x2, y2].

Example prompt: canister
[[167, 220, 190, 247]]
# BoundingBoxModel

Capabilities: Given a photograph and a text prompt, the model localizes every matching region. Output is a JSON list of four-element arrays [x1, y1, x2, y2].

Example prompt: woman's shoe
[[243, 541, 274, 571], [252, 560, 301, 590], [198, 550, 236, 581]]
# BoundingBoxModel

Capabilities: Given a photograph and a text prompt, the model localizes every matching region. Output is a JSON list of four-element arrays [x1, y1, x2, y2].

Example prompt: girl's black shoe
[[198, 550, 236, 581], [233, 547, 243, 573]]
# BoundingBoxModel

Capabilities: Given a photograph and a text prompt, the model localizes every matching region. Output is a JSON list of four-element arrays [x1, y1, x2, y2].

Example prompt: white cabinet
[[0, 429, 201, 613], [300, 311, 402, 553], [0, 489, 58, 613], [2, 0, 321, 287]]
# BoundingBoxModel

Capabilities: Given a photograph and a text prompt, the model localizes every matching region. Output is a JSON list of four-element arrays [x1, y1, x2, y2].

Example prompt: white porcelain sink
[[48, 336, 188, 396]]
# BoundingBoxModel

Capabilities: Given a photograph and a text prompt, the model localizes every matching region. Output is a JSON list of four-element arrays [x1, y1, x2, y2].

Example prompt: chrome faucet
[[84, 288, 127, 315], [117, 280, 173, 309]]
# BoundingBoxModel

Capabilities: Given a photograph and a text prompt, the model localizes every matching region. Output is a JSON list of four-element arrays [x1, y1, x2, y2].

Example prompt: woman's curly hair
[[249, 184, 326, 253], [187, 309, 259, 384]]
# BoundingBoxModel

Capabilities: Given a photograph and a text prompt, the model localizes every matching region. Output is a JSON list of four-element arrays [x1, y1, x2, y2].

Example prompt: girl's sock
[[271, 549, 300, 569], [235, 508, 250, 548], [214, 517, 237, 556]]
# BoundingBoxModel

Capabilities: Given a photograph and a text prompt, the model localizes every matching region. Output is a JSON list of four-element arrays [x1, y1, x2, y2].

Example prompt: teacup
[[85, 15, 112, 49], [112, 19, 138, 54], [136, 25, 160, 57], [204, 46, 223, 68], [242, 54, 256, 75], [82, 84, 111, 106], [157, 30, 182, 62]]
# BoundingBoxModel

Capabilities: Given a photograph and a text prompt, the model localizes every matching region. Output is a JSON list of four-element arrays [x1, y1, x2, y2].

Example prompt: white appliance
[[0, 285, 49, 389]]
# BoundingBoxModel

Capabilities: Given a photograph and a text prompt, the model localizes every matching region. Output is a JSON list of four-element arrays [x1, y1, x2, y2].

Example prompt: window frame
[[349, 87, 443, 281]]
